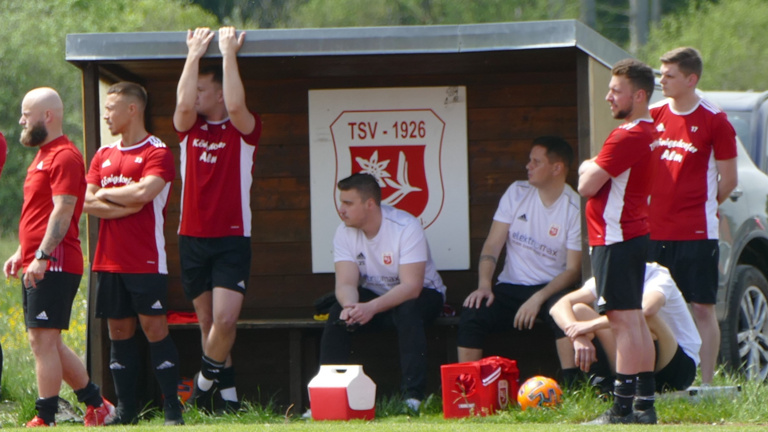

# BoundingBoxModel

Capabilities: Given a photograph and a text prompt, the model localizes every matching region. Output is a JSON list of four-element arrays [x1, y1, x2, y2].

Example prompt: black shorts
[[655, 344, 696, 392], [23, 271, 81, 330], [591, 235, 648, 314], [457, 283, 569, 349], [648, 239, 719, 304], [95, 273, 169, 318], [179, 235, 251, 300]]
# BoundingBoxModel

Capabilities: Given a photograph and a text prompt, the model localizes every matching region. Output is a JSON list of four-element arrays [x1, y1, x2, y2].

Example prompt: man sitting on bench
[[319, 173, 446, 412], [456, 136, 582, 384]]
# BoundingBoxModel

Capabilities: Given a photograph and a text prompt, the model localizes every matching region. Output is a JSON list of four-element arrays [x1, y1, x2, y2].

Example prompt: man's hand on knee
[[463, 288, 494, 309]]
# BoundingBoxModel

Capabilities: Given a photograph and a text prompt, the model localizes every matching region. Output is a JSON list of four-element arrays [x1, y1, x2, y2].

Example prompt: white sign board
[[309, 86, 470, 273]]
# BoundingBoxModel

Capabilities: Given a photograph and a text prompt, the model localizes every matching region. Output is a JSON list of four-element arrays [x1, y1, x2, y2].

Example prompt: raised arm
[[174, 27, 214, 132], [218, 27, 256, 135]]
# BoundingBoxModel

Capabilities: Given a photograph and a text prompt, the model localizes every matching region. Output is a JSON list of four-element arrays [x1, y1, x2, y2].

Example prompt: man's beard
[[20, 121, 48, 147]]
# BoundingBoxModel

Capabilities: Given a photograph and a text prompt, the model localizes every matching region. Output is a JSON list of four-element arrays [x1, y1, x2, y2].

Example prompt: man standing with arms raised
[[649, 47, 738, 385], [174, 27, 262, 412], [578, 59, 658, 424]]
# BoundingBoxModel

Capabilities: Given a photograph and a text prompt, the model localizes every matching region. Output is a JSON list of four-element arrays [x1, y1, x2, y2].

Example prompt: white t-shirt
[[585, 262, 701, 365], [333, 205, 446, 298], [493, 181, 581, 286]]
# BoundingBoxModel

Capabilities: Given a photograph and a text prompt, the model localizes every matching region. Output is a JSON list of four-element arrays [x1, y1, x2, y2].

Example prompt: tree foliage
[[0, 0, 218, 233], [639, 0, 768, 91]]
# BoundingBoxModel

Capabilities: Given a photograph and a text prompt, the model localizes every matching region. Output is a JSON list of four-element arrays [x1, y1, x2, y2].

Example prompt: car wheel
[[720, 265, 768, 381]]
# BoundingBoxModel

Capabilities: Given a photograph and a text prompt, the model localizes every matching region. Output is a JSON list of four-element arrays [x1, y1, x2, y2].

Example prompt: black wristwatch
[[35, 249, 57, 262]]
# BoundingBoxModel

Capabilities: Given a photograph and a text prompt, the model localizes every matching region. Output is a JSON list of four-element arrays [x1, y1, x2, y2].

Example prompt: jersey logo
[[156, 361, 176, 370], [691, 126, 699, 133], [382, 252, 393, 265], [517, 214, 528, 222], [656, 123, 665, 132], [201, 124, 209, 131], [548, 224, 560, 237], [109, 362, 126, 370], [237, 280, 246, 289], [36, 161, 44, 170], [36, 311, 49, 320], [597, 296, 606, 306], [102, 159, 112, 168], [356, 253, 366, 266], [134, 156, 143, 163], [151, 300, 163, 310]]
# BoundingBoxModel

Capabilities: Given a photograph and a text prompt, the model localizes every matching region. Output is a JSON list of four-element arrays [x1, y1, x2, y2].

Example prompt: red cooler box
[[308, 365, 376, 420], [441, 356, 519, 418]]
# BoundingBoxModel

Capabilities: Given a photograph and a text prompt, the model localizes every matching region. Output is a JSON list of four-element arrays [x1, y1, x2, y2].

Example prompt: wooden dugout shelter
[[66, 20, 628, 410]]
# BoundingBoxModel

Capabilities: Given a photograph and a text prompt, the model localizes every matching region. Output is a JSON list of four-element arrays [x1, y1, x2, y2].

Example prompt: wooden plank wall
[[125, 49, 579, 320], [88, 47, 582, 406]]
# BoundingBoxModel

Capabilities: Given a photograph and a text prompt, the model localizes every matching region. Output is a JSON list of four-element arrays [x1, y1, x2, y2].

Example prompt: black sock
[[150, 335, 180, 401], [110, 336, 139, 415], [561, 367, 584, 388], [634, 371, 656, 411], [612, 373, 636, 416], [35, 396, 59, 425], [201, 355, 224, 382], [74, 381, 103, 408]]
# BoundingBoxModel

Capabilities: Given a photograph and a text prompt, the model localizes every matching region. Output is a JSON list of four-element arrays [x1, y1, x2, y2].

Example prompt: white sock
[[219, 387, 238, 402], [197, 374, 214, 391]]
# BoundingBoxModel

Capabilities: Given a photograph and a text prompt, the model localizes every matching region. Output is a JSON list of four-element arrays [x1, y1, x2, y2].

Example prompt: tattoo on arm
[[479, 254, 497, 265]]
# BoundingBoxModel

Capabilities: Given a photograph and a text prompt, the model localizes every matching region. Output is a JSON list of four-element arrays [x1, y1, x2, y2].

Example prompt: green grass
[[1, 236, 768, 430]]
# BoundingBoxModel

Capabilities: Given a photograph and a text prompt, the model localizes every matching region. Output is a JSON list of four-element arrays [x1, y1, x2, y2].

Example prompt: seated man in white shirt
[[457, 136, 582, 384], [319, 173, 447, 412], [550, 262, 701, 394]]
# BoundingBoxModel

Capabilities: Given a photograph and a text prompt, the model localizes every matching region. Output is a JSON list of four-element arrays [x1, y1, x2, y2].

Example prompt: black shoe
[[186, 374, 215, 413], [216, 399, 241, 415], [582, 409, 635, 425], [164, 398, 185, 426], [634, 407, 657, 425], [104, 408, 138, 426]]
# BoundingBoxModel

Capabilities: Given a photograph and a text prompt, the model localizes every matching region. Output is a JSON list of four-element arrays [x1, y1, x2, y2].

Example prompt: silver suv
[[703, 91, 768, 381]]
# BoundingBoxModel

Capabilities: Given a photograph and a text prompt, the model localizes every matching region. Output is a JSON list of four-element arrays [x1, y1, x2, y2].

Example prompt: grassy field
[[0, 236, 767, 429]]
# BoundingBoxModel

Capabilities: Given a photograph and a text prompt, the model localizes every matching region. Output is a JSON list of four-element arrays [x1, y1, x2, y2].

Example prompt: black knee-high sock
[[612, 373, 636, 416], [74, 381, 103, 408], [634, 371, 656, 411], [218, 366, 237, 402], [110, 336, 139, 414], [149, 335, 180, 401]]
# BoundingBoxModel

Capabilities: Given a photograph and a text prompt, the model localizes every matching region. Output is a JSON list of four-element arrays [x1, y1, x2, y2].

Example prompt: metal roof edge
[[66, 20, 627, 65]]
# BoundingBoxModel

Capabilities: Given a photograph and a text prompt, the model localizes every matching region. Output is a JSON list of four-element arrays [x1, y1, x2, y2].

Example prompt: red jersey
[[649, 98, 737, 240], [176, 114, 261, 237], [86, 135, 175, 274], [0, 131, 7, 178], [586, 119, 656, 246], [19, 135, 86, 274]]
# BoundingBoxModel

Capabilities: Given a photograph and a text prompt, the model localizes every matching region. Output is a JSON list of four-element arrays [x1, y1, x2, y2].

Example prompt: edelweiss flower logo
[[357, 150, 422, 206]]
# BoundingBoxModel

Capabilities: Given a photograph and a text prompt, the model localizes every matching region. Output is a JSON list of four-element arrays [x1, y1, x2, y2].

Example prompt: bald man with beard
[[3, 87, 114, 427]]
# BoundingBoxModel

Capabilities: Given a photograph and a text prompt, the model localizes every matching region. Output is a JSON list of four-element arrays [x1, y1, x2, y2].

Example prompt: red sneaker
[[83, 398, 115, 426], [26, 416, 54, 427]]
